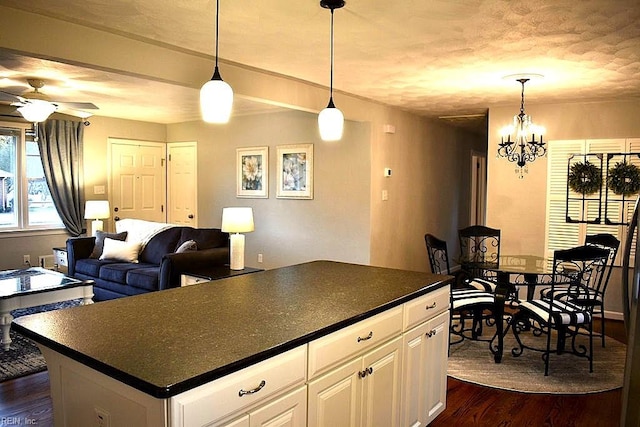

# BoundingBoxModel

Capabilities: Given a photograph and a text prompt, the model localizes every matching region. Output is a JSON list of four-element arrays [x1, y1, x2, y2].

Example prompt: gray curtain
[[37, 120, 85, 236]]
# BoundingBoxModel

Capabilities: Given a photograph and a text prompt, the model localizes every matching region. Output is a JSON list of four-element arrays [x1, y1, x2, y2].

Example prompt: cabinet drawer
[[170, 345, 307, 427], [403, 286, 450, 331], [308, 306, 403, 379]]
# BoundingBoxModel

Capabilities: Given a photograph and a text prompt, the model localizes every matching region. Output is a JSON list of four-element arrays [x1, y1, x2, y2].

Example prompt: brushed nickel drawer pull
[[357, 331, 374, 342], [425, 302, 437, 310], [238, 380, 266, 397]]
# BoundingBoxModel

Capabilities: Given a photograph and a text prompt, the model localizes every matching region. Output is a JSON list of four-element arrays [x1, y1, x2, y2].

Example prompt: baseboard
[[604, 310, 624, 321]]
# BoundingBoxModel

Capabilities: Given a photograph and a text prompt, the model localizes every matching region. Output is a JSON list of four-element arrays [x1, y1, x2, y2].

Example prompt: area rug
[[0, 299, 81, 382], [448, 326, 626, 394]]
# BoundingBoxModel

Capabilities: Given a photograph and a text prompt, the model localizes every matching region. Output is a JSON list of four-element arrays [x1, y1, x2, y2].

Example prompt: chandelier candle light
[[200, 0, 233, 124], [498, 75, 547, 177], [318, 0, 345, 141], [221, 207, 255, 270]]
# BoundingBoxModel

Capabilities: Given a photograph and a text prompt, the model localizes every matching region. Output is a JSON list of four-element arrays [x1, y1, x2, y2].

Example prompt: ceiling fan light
[[200, 75, 233, 124], [17, 100, 56, 123], [318, 103, 344, 141]]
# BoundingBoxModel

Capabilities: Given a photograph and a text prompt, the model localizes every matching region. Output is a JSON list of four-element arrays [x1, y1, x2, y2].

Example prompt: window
[[0, 123, 63, 231], [545, 138, 640, 265]]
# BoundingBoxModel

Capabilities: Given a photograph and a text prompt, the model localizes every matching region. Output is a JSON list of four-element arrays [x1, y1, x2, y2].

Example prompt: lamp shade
[[221, 207, 254, 233], [17, 100, 56, 123], [200, 77, 234, 124], [84, 200, 110, 220], [318, 105, 344, 141]]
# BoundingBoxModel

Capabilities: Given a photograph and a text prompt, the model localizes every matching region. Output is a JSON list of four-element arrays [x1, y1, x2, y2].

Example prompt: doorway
[[470, 152, 487, 225]]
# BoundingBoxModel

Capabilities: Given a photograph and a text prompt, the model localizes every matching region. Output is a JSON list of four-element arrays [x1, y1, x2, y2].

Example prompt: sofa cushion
[[99, 262, 155, 284], [99, 238, 142, 263], [126, 267, 161, 291], [90, 230, 128, 259], [75, 258, 119, 277], [180, 228, 227, 250], [138, 227, 183, 265]]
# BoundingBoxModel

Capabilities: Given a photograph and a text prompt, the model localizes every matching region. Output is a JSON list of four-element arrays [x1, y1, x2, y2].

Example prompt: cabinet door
[[308, 358, 362, 427], [360, 337, 402, 427], [250, 386, 307, 427], [401, 320, 431, 427], [423, 311, 449, 424], [401, 310, 450, 427]]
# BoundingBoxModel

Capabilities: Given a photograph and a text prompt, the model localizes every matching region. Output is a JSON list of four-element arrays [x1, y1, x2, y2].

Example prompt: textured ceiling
[[0, 0, 639, 130]]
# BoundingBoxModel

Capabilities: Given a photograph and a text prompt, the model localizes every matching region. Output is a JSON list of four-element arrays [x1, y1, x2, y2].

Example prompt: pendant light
[[200, 0, 233, 123], [318, 0, 345, 141]]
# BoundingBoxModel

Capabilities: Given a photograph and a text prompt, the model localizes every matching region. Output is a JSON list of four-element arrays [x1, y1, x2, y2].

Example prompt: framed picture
[[276, 144, 314, 199], [237, 146, 269, 198]]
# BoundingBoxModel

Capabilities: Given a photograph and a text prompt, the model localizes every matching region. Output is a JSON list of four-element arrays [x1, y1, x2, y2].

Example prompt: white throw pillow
[[99, 238, 142, 263]]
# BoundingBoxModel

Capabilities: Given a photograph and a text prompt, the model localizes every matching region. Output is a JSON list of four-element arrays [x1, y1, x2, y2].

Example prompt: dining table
[[462, 254, 554, 363]]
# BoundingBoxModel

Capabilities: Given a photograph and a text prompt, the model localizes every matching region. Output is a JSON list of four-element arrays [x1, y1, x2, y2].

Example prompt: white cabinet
[[171, 346, 307, 427], [401, 310, 450, 426], [308, 337, 403, 427], [217, 386, 307, 427]]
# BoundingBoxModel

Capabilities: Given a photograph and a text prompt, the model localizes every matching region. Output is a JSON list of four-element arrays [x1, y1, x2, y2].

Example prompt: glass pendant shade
[[318, 102, 344, 141], [200, 70, 233, 124], [17, 100, 56, 123]]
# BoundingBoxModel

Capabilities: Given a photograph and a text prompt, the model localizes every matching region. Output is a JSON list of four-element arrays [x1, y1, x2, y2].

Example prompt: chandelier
[[498, 76, 546, 177]]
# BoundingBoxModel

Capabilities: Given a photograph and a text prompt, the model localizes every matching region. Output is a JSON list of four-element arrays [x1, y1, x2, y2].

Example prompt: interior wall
[[487, 98, 640, 316], [167, 110, 371, 270]]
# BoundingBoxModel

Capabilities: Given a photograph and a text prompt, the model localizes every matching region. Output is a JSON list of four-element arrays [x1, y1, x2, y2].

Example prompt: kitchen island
[[13, 260, 452, 426]]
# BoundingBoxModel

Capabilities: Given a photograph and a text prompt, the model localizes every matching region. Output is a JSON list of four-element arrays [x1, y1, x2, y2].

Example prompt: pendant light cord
[[215, 0, 220, 69], [329, 8, 335, 100]]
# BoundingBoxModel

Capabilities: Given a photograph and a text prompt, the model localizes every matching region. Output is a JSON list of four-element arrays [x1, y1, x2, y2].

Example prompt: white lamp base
[[229, 233, 245, 270], [91, 219, 104, 236]]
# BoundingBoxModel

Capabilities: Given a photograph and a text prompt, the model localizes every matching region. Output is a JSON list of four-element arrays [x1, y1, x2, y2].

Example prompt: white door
[[167, 142, 198, 226], [109, 138, 166, 224]]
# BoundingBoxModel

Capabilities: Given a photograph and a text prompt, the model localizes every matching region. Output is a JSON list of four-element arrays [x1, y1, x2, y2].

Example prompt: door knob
[[188, 214, 194, 219], [114, 216, 120, 221]]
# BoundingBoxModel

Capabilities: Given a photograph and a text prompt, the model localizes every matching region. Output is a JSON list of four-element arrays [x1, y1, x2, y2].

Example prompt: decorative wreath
[[568, 161, 602, 195], [607, 162, 640, 197]]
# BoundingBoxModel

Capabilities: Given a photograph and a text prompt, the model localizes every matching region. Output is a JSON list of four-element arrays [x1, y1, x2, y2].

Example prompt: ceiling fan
[[0, 78, 99, 123]]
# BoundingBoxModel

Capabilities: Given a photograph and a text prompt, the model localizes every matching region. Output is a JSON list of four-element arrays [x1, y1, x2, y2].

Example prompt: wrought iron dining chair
[[425, 233, 496, 344], [458, 225, 501, 284], [540, 233, 620, 347], [511, 245, 610, 375]]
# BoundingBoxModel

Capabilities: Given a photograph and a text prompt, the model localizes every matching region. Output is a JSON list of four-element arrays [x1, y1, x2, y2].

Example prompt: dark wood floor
[[0, 320, 628, 426]]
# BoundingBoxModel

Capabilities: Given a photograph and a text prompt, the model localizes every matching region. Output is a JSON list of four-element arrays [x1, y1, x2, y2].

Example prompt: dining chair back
[[425, 233, 451, 275], [458, 225, 501, 280], [512, 245, 610, 375]]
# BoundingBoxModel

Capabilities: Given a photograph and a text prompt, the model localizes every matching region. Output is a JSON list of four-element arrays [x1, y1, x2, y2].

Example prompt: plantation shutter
[[545, 140, 584, 258]]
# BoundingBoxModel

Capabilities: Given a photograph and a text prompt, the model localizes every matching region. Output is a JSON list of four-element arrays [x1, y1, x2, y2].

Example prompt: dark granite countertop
[[13, 261, 451, 398]]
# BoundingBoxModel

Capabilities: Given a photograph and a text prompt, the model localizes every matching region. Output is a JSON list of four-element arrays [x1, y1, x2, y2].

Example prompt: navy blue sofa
[[66, 226, 229, 301]]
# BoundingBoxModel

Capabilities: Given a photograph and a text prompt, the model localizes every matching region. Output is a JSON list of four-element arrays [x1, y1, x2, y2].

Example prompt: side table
[[180, 266, 263, 287], [53, 247, 68, 273]]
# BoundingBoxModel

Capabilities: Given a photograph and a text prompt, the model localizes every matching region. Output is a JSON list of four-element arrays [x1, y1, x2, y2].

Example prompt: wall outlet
[[257, 253, 263, 263], [95, 407, 110, 427], [23, 255, 30, 265]]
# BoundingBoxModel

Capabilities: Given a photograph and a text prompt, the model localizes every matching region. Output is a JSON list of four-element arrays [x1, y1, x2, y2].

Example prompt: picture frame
[[237, 146, 269, 198], [276, 143, 314, 199]]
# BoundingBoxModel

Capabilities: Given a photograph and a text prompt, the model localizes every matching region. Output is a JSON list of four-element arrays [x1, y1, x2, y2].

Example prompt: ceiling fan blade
[[55, 105, 95, 119], [54, 101, 99, 110], [0, 90, 21, 103]]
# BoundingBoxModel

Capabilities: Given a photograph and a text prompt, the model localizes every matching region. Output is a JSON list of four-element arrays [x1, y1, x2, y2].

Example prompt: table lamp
[[84, 200, 110, 236], [221, 207, 254, 270]]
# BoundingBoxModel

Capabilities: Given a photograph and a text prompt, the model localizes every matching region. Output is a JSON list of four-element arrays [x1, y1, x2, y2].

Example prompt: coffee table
[[0, 267, 94, 351]]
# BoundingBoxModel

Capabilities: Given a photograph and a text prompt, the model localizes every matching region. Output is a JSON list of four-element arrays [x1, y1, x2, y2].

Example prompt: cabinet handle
[[425, 302, 437, 310], [238, 380, 266, 397], [426, 329, 437, 338], [357, 331, 374, 342], [358, 367, 374, 379]]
